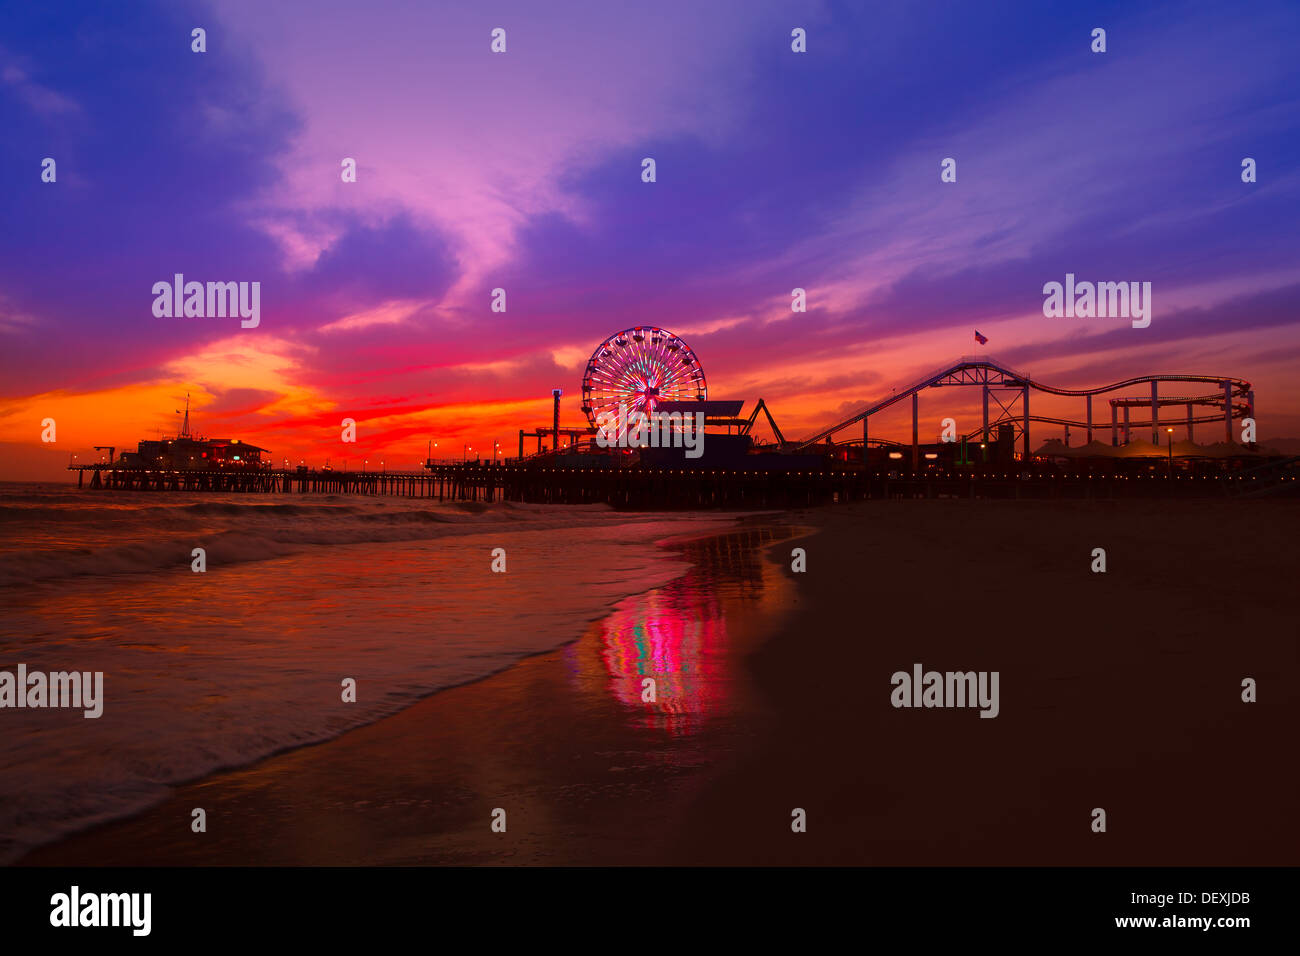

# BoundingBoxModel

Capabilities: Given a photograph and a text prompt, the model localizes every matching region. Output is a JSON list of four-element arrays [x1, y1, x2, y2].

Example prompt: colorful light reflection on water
[[576, 527, 801, 737]]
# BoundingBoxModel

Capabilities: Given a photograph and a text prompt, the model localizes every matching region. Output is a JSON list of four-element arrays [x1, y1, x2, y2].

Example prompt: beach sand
[[671, 498, 1299, 866], [20, 499, 1298, 866]]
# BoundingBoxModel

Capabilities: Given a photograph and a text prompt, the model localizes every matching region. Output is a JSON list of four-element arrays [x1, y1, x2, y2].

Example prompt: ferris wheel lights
[[582, 327, 706, 433]]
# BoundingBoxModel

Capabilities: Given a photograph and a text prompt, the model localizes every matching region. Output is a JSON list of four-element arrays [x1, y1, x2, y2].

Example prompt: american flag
[[974, 330, 988, 345]]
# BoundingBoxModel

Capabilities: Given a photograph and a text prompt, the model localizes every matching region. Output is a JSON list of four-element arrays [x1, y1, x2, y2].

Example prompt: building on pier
[[117, 436, 269, 471], [112, 397, 270, 471]]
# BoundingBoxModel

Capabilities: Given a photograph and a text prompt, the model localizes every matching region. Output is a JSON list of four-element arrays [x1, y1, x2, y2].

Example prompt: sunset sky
[[3, 0, 1299, 479]]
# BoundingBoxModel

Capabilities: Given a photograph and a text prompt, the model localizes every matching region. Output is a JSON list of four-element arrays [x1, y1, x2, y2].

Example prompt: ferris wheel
[[581, 327, 707, 429]]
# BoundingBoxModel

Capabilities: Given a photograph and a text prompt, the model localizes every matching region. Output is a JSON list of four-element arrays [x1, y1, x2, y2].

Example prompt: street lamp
[[1166, 426, 1175, 472], [464, 444, 472, 462], [493, 440, 500, 464]]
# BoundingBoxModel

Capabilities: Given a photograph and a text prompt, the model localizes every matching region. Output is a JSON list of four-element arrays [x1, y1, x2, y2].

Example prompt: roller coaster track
[[795, 355, 1253, 452]]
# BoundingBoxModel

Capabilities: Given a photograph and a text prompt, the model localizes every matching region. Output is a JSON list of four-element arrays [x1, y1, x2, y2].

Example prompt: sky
[[2, 0, 1299, 479]]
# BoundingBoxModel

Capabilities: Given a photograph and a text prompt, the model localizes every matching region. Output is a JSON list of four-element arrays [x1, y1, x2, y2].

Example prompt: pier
[[68, 457, 1299, 506], [67, 353, 1289, 507]]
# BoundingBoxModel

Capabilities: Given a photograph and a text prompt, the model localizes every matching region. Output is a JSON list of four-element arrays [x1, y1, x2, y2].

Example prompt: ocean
[[0, 482, 740, 862]]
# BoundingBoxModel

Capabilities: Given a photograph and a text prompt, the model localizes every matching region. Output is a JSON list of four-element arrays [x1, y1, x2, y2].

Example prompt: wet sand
[[20, 499, 1299, 866]]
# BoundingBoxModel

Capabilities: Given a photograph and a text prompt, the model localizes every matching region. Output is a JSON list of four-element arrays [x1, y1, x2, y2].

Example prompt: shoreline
[[18, 514, 810, 866], [16, 498, 1299, 866], [0, 499, 757, 864]]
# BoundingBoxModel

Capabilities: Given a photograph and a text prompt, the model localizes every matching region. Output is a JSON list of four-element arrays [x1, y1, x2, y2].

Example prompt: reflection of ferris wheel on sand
[[581, 327, 707, 430]]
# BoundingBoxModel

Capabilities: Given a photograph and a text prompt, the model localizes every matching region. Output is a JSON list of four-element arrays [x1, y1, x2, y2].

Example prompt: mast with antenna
[[176, 393, 191, 439]]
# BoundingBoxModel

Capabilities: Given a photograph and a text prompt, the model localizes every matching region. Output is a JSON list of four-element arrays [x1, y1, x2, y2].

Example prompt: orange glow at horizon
[[3, 316, 1297, 481]]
